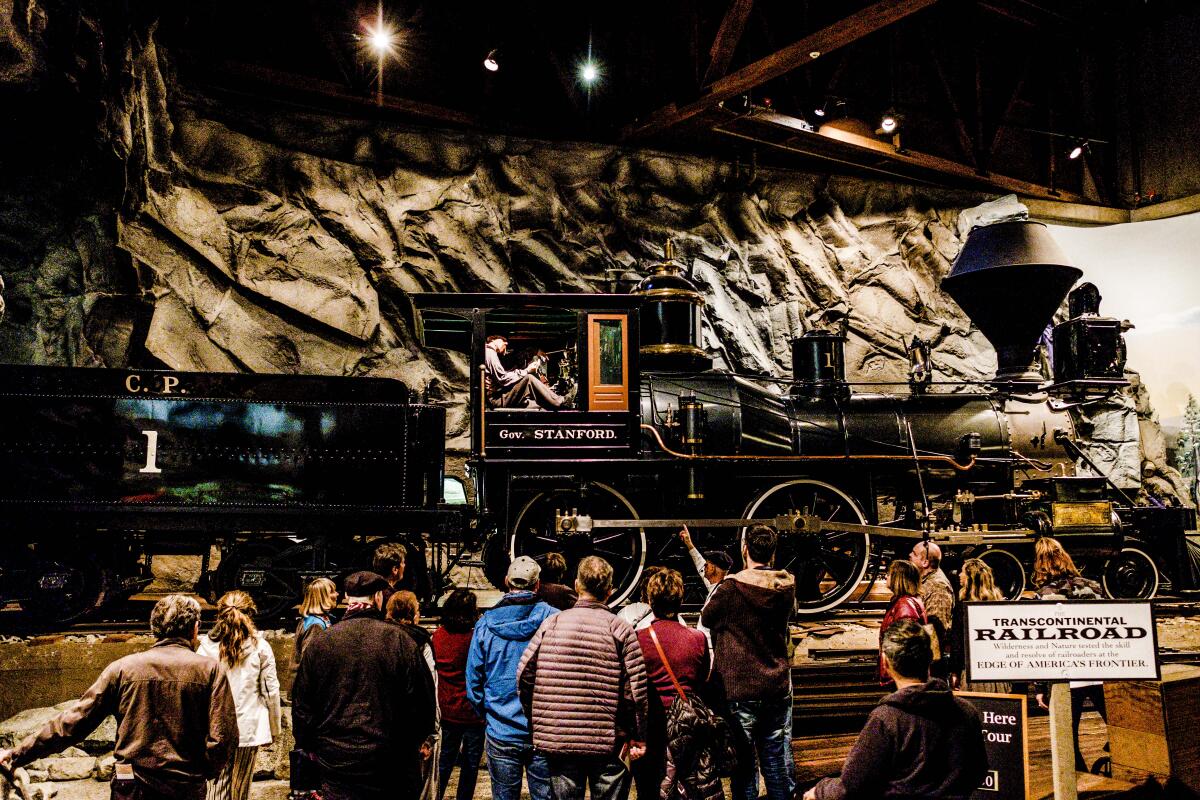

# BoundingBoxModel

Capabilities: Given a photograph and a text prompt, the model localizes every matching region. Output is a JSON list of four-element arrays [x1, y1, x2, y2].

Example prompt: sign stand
[[1048, 683, 1077, 800], [964, 600, 1160, 800]]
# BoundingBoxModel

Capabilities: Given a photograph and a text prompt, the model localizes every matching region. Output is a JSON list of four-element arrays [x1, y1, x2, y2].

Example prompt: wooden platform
[[795, 710, 1141, 799]]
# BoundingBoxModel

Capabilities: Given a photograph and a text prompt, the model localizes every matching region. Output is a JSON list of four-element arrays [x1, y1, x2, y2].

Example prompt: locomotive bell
[[790, 330, 849, 400], [943, 221, 1081, 386], [632, 246, 712, 372]]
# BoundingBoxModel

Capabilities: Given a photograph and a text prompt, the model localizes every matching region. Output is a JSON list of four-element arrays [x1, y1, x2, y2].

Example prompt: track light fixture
[[814, 96, 845, 119], [879, 111, 899, 134], [483, 49, 499, 72], [1068, 141, 1087, 160]]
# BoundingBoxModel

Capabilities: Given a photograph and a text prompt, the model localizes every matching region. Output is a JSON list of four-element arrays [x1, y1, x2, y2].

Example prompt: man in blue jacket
[[466, 556, 558, 800]]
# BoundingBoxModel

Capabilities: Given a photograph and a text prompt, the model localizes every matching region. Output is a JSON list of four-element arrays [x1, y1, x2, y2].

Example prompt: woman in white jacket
[[199, 591, 282, 800]]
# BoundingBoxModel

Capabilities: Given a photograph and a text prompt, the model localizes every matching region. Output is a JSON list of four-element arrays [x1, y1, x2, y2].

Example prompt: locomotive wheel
[[509, 482, 645, 606], [20, 552, 113, 624], [742, 480, 871, 614], [1102, 545, 1160, 599], [976, 549, 1026, 600], [213, 540, 304, 621]]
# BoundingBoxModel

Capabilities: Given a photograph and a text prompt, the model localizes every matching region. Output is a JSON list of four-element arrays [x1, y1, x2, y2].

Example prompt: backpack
[[650, 628, 735, 799]]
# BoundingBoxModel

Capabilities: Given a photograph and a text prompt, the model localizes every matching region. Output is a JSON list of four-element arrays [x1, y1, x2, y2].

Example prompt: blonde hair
[[958, 558, 1004, 602], [300, 577, 337, 617], [386, 590, 420, 624], [887, 559, 921, 599], [1032, 537, 1080, 587], [209, 591, 258, 667]]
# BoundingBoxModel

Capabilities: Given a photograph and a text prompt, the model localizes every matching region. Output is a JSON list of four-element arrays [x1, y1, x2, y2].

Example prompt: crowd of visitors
[[28, 530, 1154, 800]]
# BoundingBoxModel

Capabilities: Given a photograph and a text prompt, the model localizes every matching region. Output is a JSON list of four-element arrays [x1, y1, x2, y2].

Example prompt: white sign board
[[965, 601, 1159, 683]]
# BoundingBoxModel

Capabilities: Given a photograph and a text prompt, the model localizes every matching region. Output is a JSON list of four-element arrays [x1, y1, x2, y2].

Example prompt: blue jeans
[[438, 722, 484, 800], [484, 736, 551, 800], [730, 698, 795, 800], [546, 755, 630, 800]]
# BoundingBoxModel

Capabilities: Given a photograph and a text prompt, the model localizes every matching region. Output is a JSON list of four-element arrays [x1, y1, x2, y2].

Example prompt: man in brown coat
[[0, 595, 238, 800], [518, 556, 649, 800]]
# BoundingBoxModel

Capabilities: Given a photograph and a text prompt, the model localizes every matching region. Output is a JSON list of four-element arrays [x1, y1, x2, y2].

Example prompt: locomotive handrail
[[639, 424, 978, 471]]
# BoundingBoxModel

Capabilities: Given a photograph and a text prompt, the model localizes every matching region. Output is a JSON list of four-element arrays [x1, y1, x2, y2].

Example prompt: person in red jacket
[[878, 560, 926, 686], [633, 568, 710, 799], [433, 589, 484, 800]]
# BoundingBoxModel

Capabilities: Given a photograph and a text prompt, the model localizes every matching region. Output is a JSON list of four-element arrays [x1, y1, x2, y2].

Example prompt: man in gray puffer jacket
[[518, 556, 649, 800]]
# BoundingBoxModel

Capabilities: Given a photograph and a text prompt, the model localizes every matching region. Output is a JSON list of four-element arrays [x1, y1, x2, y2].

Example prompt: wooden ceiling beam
[[712, 110, 1085, 202], [625, 0, 940, 140], [701, 0, 755, 87], [182, 58, 479, 128]]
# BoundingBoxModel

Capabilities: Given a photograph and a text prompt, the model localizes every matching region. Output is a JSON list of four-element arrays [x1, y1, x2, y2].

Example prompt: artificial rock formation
[[0, 10, 1185, 504]]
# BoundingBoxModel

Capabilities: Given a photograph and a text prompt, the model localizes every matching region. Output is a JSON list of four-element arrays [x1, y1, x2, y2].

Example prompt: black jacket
[[292, 607, 436, 795], [813, 679, 988, 800]]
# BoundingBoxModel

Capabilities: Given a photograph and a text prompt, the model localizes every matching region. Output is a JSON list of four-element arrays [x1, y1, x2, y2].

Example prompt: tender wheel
[[214, 540, 310, 620], [976, 548, 1026, 600], [509, 482, 645, 606], [20, 551, 113, 624], [742, 479, 871, 614], [1103, 545, 1160, 599]]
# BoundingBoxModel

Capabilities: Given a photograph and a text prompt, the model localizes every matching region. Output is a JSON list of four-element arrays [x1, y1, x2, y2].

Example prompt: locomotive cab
[[411, 294, 643, 459]]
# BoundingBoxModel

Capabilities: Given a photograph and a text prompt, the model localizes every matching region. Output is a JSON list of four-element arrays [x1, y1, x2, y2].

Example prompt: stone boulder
[[0, 704, 115, 754]]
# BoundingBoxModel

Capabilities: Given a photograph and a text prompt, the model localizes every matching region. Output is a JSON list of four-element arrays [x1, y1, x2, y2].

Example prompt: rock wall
[[0, 11, 1184, 504]]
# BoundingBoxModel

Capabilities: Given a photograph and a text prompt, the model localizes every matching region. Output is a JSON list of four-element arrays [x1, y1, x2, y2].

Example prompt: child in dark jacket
[[432, 589, 484, 800]]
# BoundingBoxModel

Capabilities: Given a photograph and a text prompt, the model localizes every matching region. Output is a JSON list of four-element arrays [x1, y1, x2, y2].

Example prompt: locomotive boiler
[[413, 220, 1196, 610]]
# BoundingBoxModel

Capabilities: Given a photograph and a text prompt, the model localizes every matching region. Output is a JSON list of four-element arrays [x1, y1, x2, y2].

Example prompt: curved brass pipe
[[639, 424, 977, 472]]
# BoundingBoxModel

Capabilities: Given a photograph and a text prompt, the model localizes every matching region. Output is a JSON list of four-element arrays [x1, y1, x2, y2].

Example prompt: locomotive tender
[[0, 367, 454, 621], [0, 220, 1194, 621]]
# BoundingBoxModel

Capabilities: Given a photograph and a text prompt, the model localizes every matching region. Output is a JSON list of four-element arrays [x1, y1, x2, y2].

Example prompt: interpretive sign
[[958, 692, 1028, 800], [965, 601, 1159, 683]]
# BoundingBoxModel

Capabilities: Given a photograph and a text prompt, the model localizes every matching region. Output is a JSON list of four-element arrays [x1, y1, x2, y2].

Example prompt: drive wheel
[[510, 482, 645, 606], [213, 540, 307, 621], [1102, 544, 1159, 599], [742, 479, 871, 614], [20, 551, 113, 624], [976, 548, 1026, 599]]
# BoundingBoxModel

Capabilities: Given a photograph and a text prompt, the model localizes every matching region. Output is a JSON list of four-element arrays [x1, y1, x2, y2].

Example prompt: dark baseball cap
[[702, 550, 734, 571], [343, 571, 389, 597]]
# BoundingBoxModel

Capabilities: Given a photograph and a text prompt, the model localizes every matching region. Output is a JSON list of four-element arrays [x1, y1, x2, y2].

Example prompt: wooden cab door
[[586, 314, 629, 411]]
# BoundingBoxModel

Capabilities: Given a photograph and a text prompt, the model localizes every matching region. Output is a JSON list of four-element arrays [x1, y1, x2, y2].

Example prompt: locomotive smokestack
[[942, 221, 1081, 387]]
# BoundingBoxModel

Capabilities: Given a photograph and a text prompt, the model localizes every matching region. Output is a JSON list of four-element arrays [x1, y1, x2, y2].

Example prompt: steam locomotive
[[0, 221, 1194, 622], [412, 221, 1196, 609]]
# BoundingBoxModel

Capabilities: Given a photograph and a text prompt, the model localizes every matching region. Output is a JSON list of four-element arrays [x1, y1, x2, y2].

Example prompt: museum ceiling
[[144, 0, 1200, 208], [4, 0, 1200, 207]]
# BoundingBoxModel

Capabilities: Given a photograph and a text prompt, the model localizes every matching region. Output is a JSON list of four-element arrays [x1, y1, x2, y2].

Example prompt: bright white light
[[484, 50, 499, 71], [1069, 144, 1084, 159], [368, 26, 393, 55], [814, 106, 826, 117], [580, 61, 599, 84], [880, 114, 898, 134]]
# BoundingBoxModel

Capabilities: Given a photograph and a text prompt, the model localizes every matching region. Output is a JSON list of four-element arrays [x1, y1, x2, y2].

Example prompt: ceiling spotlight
[[580, 60, 600, 85], [483, 49, 499, 72], [368, 24, 394, 56], [813, 105, 826, 117], [880, 112, 899, 134], [809, 50, 821, 59], [1068, 141, 1086, 159]]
